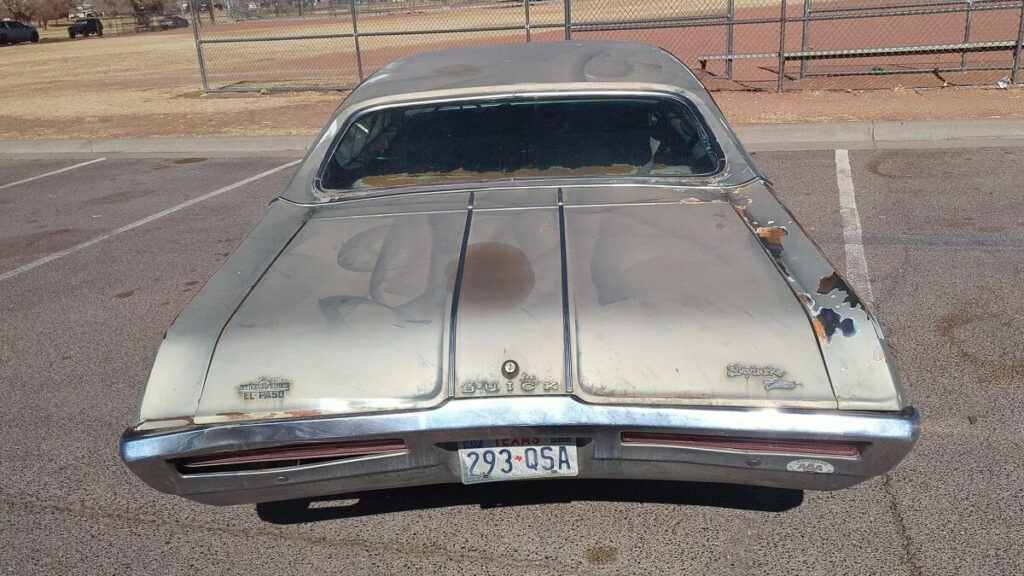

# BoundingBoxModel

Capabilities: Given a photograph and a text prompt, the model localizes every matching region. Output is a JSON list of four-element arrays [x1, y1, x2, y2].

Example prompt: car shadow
[[255, 480, 803, 524]]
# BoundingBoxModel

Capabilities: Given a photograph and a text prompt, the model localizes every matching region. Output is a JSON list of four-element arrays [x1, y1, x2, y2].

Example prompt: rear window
[[320, 96, 721, 191]]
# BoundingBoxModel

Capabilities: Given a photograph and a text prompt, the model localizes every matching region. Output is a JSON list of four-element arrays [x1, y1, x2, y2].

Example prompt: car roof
[[345, 41, 706, 106], [283, 41, 761, 203]]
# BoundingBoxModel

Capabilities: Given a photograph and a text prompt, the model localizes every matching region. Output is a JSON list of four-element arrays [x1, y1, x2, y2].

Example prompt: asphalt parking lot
[[1, 145, 1022, 575]]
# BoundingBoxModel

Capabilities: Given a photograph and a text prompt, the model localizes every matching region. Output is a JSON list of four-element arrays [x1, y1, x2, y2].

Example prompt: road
[[1, 146, 1022, 575]]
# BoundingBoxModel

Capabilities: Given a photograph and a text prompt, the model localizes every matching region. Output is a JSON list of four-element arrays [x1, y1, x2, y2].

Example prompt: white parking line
[[834, 149, 875, 304], [0, 160, 301, 283], [0, 158, 107, 191]]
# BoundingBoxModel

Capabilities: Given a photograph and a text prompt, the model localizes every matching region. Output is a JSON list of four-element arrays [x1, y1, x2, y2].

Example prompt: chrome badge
[[238, 378, 290, 400], [727, 364, 800, 391], [786, 459, 835, 474]]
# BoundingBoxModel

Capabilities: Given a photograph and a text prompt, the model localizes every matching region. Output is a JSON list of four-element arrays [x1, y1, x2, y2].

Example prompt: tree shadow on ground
[[256, 480, 803, 524]]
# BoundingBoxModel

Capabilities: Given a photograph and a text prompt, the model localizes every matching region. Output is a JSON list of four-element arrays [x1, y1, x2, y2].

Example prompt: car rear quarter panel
[[135, 201, 310, 428], [730, 181, 905, 410]]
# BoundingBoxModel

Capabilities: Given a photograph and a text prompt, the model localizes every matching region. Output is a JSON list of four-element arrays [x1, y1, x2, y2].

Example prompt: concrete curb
[[0, 135, 316, 157], [737, 119, 1024, 151], [2, 119, 1023, 157]]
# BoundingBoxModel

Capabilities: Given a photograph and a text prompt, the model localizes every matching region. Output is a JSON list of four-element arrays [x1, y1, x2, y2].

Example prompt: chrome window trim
[[312, 90, 729, 200], [281, 177, 760, 209]]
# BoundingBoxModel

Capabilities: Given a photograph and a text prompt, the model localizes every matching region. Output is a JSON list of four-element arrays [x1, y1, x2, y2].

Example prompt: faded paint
[[130, 42, 906, 430]]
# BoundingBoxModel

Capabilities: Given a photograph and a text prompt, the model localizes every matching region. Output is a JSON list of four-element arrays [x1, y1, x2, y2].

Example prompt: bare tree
[[34, 0, 75, 27], [99, 0, 131, 15], [0, 0, 35, 21]]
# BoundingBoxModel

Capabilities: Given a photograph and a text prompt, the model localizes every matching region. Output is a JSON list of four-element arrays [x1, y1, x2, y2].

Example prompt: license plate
[[458, 437, 579, 484]]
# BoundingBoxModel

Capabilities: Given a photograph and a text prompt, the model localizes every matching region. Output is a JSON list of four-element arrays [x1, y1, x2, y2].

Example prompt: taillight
[[177, 439, 406, 473], [621, 432, 860, 457]]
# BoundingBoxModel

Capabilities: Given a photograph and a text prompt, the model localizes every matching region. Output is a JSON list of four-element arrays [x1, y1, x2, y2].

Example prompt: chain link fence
[[189, 0, 1024, 91]]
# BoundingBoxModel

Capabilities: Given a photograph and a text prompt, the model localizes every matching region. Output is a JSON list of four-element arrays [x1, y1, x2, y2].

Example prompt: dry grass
[[0, 2, 1021, 140]]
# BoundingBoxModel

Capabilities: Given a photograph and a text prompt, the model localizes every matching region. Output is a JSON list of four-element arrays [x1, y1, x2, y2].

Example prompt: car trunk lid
[[195, 186, 835, 423]]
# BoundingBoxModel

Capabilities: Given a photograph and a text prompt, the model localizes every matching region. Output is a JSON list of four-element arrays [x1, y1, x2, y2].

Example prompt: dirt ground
[[1, 20, 1022, 140]]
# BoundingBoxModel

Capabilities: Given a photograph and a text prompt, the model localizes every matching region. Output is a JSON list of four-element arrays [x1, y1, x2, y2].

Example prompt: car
[[119, 41, 919, 506], [0, 19, 39, 44], [68, 17, 102, 38], [158, 15, 189, 30]]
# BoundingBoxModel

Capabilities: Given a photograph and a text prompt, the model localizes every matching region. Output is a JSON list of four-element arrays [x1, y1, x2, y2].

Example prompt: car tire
[[69, 30, 76, 38], [30, 32, 39, 43], [97, 29, 103, 37], [0, 34, 8, 45]]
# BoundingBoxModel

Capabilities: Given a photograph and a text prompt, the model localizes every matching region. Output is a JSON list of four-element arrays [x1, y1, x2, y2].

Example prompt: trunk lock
[[501, 360, 520, 379]]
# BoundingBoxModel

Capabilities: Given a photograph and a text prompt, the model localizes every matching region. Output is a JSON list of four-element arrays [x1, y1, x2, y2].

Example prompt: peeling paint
[[817, 273, 862, 309], [815, 308, 857, 342], [755, 226, 788, 259], [213, 410, 324, 422]]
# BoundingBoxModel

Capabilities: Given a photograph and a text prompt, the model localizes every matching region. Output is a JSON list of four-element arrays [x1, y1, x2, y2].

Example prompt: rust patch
[[755, 226, 788, 258], [816, 273, 862, 308], [216, 412, 254, 421], [215, 410, 321, 422], [812, 317, 828, 341], [817, 273, 840, 294], [357, 165, 636, 187], [446, 242, 535, 309], [285, 410, 324, 418]]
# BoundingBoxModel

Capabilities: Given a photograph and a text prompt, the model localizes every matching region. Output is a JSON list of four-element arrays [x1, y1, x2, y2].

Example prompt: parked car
[[158, 15, 189, 30], [68, 17, 103, 38], [0, 19, 39, 44], [120, 41, 919, 506]]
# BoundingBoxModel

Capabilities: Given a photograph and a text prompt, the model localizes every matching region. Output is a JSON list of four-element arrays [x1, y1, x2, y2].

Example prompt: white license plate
[[458, 437, 579, 484]]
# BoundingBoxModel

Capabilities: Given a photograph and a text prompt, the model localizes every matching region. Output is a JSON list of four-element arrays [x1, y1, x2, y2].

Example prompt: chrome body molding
[[121, 397, 919, 505]]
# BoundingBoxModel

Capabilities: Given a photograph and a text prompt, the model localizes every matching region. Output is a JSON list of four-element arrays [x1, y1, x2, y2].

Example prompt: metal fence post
[[564, 0, 572, 40], [349, 0, 364, 82], [777, 0, 787, 92], [726, 0, 735, 80], [800, 0, 811, 78], [1014, 0, 1024, 85], [189, 1, 209, 91], [961, 0, 974, 70], [525, 0, 531, 42]]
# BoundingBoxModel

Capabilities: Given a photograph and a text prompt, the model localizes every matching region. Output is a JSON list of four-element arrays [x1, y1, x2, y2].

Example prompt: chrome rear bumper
[[121, 397, 919, 505]]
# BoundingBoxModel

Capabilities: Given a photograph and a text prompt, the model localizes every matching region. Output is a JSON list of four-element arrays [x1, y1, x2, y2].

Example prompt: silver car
[[0, 19, 39, 44], [121, 41, 918, 505]]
